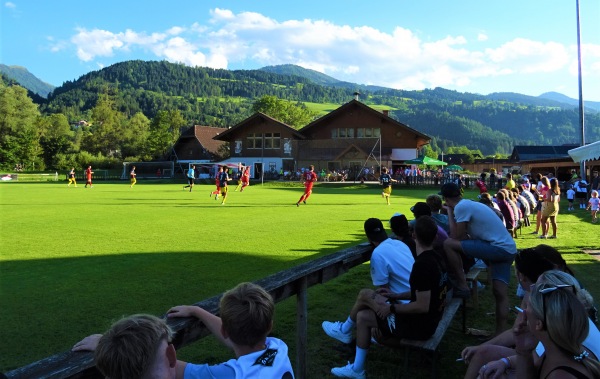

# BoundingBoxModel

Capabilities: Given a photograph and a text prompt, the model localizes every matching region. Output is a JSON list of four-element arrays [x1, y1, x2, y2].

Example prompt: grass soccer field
[[1, 180, 600, 378]]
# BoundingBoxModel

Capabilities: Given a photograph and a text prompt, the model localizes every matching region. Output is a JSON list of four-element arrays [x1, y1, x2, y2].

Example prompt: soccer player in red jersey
[[210, 166, 222, 200], [296, 165, 318, 206], [240, 166, 250, 192], [84, 165, 94, 188]]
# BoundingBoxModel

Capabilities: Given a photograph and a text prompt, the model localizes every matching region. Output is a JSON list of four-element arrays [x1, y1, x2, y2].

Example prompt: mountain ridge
[[260, 64, 600, 112], [3, 60, 600, 156], [0, 64, 55, 98]]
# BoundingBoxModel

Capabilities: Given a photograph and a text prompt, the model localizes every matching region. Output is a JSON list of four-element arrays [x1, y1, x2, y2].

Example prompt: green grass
[[1, 181, 599, 378]]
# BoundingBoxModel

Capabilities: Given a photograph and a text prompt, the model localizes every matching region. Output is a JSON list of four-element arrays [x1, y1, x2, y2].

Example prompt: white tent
[[568, 141, 600, 162]]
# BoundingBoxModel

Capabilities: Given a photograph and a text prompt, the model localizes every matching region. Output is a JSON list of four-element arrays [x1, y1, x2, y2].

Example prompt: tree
[[252, 95, 317, 128], [121, 112, 150, 159], [84, 92, 126, 157], [38, 113, 73, 169], [148, 110, 186, 159], [0, 84, 41, 169]]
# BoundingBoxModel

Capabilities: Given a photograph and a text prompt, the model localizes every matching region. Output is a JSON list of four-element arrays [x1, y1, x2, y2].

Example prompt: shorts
[[188, 178, 194, 185], [461, 240, 515, 284], [382, 186, 392, 196], [221, 186, 228, 196], [376, 311, 435, 341], [576, 192, 587, 199], [568, 199, 574, 204]]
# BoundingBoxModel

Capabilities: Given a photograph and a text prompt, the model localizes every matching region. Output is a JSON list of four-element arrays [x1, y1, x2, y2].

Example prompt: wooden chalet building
[[211, 99, 431, 178]]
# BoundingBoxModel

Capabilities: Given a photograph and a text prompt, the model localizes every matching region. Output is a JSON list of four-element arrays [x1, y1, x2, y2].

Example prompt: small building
[[173, 125, 228, 161]]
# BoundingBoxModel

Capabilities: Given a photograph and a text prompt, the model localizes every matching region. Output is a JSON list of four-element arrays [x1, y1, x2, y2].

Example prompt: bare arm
[[391, 290, 431, 315], [168, 305, 234, 350], [445, 206, 468, 240]]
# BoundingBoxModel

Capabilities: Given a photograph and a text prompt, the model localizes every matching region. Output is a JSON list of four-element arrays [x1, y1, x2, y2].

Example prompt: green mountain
[[27, 60, 600, 155], [0, 64, 55, 98], [259, 64, 389, 92]]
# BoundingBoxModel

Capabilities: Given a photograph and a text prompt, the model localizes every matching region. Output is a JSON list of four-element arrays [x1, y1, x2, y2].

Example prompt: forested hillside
[[36, 60, 599, 156], [0, 64, 55, 98]]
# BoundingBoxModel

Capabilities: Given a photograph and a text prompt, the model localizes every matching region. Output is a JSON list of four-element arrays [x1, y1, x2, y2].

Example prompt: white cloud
[[63, 8, 600, 96], [4, 2, 15, 9], [71, 28, 124, 61]]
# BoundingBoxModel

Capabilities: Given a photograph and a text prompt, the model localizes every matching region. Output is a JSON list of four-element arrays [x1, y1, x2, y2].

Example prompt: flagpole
[[576, 0, 586, 178]]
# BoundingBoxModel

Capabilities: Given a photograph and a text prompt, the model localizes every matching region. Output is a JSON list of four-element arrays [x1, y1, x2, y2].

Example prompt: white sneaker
[[322, 321, 352, 344], [331, 362, 366, 379]]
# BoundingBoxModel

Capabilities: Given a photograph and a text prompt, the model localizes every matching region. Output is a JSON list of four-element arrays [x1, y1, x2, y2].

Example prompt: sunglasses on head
[[534, 283, 575, 329]]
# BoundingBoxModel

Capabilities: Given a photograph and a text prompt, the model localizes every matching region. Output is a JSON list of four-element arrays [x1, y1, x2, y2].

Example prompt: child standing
[[566, 185, 576, 211], [587, 190, 600, 223]]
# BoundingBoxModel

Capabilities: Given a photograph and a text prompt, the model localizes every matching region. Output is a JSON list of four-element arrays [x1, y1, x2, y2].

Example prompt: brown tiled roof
[[193, 126, 228, 155]]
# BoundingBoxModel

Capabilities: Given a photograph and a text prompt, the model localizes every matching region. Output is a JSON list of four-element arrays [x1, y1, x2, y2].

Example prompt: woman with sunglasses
[[514, 270, 600, 378], [462, 247, 589, 379]]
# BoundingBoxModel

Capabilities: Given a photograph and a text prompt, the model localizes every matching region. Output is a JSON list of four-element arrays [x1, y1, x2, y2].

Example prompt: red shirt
[[304, 171, 317, 186], [85, 168, 92, 180]]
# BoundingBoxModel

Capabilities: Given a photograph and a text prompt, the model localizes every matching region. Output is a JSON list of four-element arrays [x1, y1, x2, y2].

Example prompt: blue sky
[[1, 0, 599, 101]]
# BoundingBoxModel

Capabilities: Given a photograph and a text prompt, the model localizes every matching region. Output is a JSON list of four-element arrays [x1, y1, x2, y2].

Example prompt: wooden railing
[[6, 243, 373, 379]]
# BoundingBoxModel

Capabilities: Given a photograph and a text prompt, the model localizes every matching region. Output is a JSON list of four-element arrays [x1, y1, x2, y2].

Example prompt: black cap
[[439, 183, 462, 198], [411, 202, 432, 218], [364, 218, 388, 243]]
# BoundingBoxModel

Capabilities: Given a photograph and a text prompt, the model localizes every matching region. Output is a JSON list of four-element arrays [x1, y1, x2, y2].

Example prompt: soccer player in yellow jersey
[[130, 166, 137, 188], [68, 167, 77, 187], [379, 167, 398, 205]]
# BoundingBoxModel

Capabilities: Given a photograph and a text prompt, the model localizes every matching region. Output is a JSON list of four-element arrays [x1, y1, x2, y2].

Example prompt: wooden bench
[[383, 296, 462, 378], [466, 266, 484, 308]]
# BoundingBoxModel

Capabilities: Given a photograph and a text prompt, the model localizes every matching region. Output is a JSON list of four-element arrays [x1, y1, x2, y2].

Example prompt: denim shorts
[[461, 240, 516, 284]]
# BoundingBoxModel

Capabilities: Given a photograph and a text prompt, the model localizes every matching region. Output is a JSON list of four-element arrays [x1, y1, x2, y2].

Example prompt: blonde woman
[[514, 270, 600, 378], [539, 178, 560, 239]]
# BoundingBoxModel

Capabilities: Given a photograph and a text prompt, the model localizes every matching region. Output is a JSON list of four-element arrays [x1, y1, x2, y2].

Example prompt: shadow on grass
[[0, 249, 341, 372]]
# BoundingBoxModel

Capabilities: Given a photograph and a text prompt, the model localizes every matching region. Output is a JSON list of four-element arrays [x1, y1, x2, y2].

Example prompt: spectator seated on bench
[[322, 216, 448, 379]]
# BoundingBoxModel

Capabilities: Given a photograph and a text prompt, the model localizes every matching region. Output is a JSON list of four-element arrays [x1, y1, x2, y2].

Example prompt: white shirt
[[370, 238, 414, 295]]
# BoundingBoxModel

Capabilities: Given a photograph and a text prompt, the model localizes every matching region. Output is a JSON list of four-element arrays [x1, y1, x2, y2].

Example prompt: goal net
[[121, 161, 175, 179]]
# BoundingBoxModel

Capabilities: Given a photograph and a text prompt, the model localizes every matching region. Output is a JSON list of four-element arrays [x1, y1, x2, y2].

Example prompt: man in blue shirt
[[183, 165, 195, 192]]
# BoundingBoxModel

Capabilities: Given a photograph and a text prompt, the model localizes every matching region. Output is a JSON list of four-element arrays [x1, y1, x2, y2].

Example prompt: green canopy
[[403, 156, 448, 166], [447, 164, 463, 171]]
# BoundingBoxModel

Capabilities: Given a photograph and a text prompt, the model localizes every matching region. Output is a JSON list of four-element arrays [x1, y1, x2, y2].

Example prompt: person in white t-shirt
[[320, 218, 414, 369], [587, 190, 600, 223], [440, 183, 517, 335], [575, 177, 589, 209], [567, 185, 576, 211]]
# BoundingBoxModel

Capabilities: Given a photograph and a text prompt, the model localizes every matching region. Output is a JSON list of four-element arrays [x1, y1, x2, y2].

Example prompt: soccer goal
[[121, 161, 175, 179]]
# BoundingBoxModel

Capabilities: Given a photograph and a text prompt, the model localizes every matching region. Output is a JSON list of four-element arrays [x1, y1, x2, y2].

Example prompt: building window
[[247, 133, 262, 149], [332, 128, 354, 139], [264, 133, 281, 149], [355, 128, 381, 138]]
